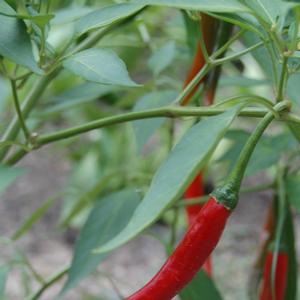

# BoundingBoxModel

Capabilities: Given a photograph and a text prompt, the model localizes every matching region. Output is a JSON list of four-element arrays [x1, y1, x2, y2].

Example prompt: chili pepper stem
[[212, 100, 290, 210]]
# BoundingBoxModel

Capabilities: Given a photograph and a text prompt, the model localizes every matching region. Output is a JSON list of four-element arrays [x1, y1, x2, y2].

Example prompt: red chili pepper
[[125, 196, 231, 300], [183, 174, 212, 276], [182, 15, 217, 106], [259, 252, 288, 300]]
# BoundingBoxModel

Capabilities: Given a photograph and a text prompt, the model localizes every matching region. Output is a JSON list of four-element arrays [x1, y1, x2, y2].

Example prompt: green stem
[[213, 101, 290, 209], [228, 101, 289, 191], [35, 107, 269, 146], [0, 71, 58, 161], [176, 63, 211, 104], [214, 41, 265, 66], [176, 32, 258, 105], [169, 208, 179, 247], [26, 266, 69, 300], [5, 148, 28, 166], [10, 80, 30, 140], [211, 28, 246, 59], [276, 54, 289, 102], [175, 196, 208, 208]]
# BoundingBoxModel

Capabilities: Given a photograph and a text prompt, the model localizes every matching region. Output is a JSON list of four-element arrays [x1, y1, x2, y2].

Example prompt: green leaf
[[0, 265, 9, 298], [132, 90, 176, 152], [0, 165, 26, 197], [285, 174, 300, 213], [287, 73, 300, 110], [0, 0, 42, 74], [287, 121, 300, 144], [63, 48, 139, 87], [60, 189, 140, 295], [50, 6, 93, 25], [95, 106, 241, 254], [148, 41, 176, 75], [19, 14, 54, 28], [61, 171, 121, 226], [242, 0, 295, 26], [75, 3, 145, 36], [130, 0, 250, 13], [180, 270, 223, 300], [219, 76, 270, 87], [0, 0, 14, 15], [241, 31, 275, 81], [12, 195, 58, 240]]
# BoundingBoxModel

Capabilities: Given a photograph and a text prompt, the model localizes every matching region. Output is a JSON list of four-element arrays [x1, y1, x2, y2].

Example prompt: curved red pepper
[[125, 196, 230, 300], [259, 252, 288, 300], [182, 15, 217, 106], [183, 174, 212, 276]]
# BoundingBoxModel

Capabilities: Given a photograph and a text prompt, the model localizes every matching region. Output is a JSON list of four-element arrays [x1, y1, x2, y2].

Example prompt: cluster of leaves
[[0, 0, 300, 299]]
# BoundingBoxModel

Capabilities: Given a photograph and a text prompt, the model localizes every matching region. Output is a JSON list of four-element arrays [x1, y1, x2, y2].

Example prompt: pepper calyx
[[210, 182, 238, 210]]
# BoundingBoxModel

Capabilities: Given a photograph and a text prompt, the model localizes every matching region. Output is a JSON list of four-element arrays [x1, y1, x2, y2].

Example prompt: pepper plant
[[0, 0, 300, 299]]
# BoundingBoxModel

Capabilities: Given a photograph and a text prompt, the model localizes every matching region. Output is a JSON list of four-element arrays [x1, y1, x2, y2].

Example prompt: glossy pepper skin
[[183, 174, 212, 276], [259, 252, 288, 300], [125, 197, 230, 300]]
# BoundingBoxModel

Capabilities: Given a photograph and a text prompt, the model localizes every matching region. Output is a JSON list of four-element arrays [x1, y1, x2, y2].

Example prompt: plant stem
[[35, 107, 268, 146], [26, 266, 69, 300], [10, 80, 31, 140], [214, 41, 265, 66], [175, 196, 208, 208], [169, 208, 179, 247], [211, 28, 246, 59], [276, 54, 289, 102], [0, 71, 58, 161], [5, 148, 28, 166], [176, 63, 212, 104], [225, 101, 290, 196]]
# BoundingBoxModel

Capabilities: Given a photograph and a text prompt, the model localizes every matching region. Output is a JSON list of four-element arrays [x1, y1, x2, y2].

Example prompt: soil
[[1, 146, 299, 300]]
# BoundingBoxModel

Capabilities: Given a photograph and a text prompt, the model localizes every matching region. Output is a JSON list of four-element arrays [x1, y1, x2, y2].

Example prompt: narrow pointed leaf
[[95, 106, 241, 254], [60, 189, 140, 295], [12, 195, 58, 240], [63, 48, 139, 87], [75, 3, 145, 36], [148, 41, 176, 75], [287, 121, 300, 144], [243, 0, 295, 26], [0, 0, 42, 74], [130, 0, 250, 13]]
